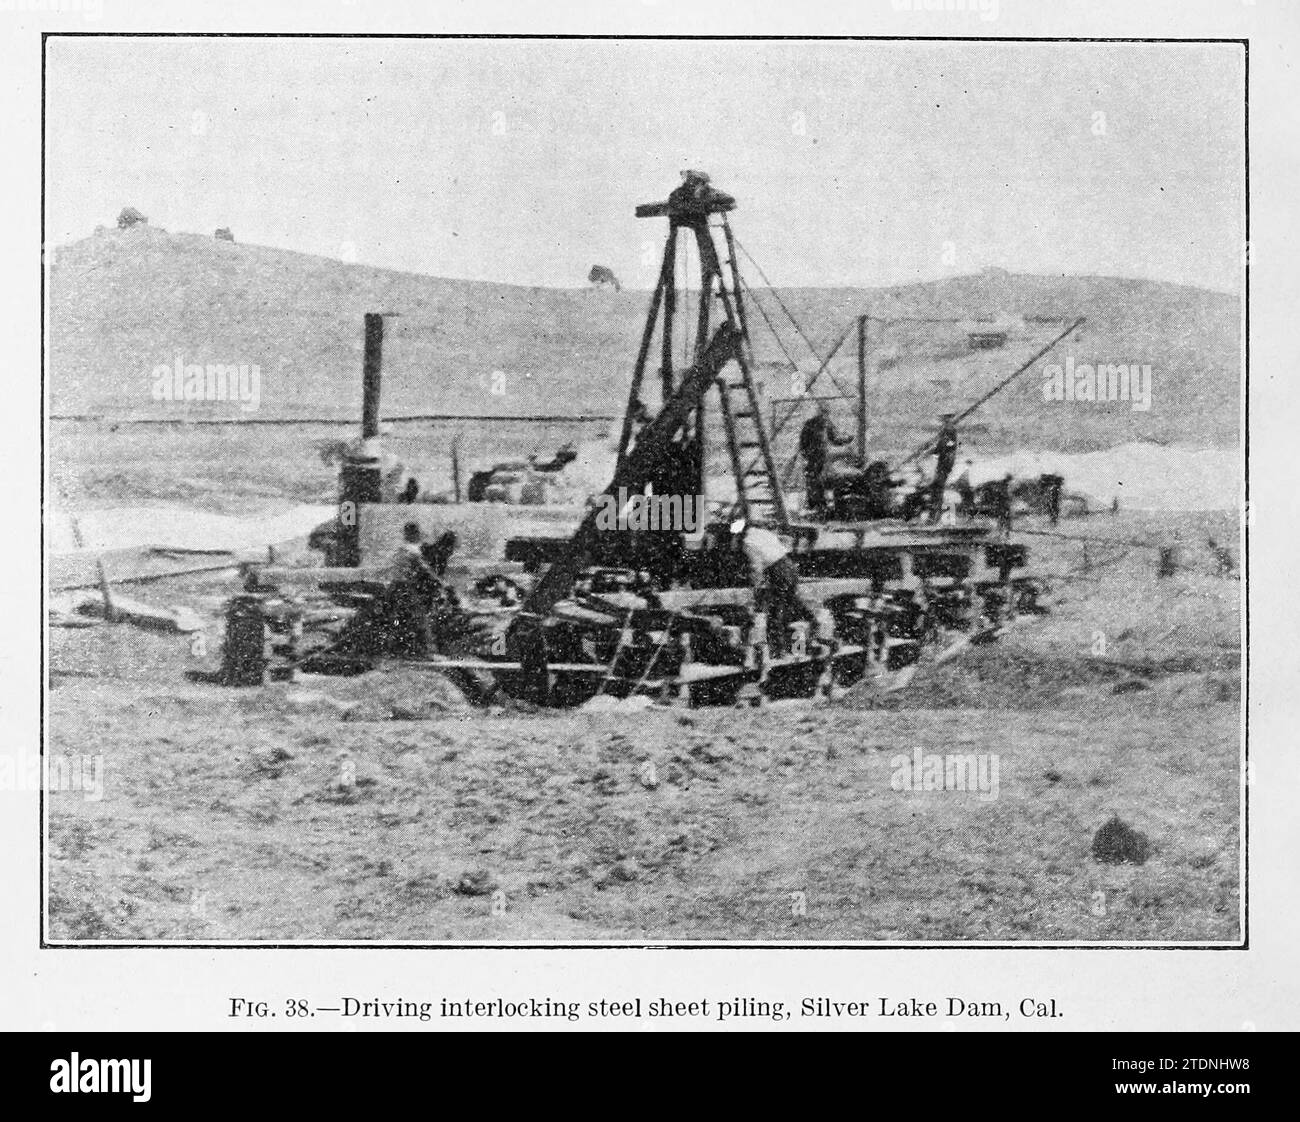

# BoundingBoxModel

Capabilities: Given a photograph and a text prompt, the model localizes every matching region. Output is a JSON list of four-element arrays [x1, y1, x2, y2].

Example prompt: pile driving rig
[[255, 173, 1062, 704], [472, 171, 1045, 707]]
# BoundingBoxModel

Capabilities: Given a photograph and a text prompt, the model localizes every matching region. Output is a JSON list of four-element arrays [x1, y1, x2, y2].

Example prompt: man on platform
[[928, 414, 959, 523], [799, 401, 855, 519]]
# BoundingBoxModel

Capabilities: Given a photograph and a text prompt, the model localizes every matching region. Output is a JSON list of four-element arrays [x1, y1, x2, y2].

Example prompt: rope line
[[733, 235, 830, 366]]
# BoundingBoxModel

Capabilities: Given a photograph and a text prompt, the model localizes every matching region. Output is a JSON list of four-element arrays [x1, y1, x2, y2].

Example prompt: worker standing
[[733, 519, 812, 655], [928, 413, 959, 523], [992, 473, 1014, 534], [799, 401, 855, 519], [388, 522, 437, 656], [1042, 473, 1065, 525], [955, 459, 976, 520]]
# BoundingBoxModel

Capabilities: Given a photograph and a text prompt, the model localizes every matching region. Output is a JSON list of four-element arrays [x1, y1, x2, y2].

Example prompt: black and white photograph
[[7, 0, 1299, 1066], [40, 32, 1246, 947]]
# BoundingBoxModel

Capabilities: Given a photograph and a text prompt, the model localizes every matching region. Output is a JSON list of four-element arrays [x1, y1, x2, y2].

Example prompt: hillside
[[48, 224, 1241, 452]]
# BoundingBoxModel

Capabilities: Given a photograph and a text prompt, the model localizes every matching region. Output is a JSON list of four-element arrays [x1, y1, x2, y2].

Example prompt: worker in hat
[[986, 473, 1014, 534], [799, 401, 855, 519], [928, 414, 959, 523]]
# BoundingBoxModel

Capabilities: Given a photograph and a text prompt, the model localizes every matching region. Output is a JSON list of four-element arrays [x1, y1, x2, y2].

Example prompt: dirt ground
[[44, 509, 1243, 944]]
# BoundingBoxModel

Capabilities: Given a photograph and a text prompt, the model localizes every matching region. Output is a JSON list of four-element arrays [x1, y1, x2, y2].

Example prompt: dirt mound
[[842, 644, 1237, 711]]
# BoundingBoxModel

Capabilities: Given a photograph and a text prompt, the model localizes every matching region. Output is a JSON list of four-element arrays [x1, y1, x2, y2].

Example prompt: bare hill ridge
[[49, 224, 1240, 451]]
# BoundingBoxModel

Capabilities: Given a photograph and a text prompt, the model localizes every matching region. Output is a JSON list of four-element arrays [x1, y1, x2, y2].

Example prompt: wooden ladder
[[715, 351, 789, 528]]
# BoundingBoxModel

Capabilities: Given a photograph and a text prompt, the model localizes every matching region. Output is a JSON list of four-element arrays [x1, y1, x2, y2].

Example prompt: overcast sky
[[45, 37, 1244, 292]]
